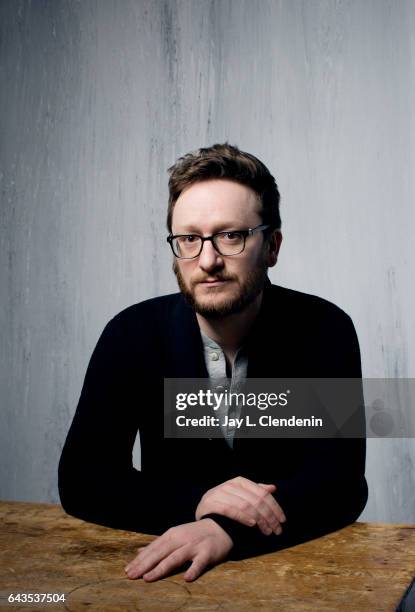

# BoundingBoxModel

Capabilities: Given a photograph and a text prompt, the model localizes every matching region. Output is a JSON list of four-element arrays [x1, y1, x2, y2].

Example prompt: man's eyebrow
[[174, 224, 241, 234]]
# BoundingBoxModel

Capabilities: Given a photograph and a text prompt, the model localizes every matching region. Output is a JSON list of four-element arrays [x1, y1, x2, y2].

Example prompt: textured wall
[[1, 0, 414, 522]]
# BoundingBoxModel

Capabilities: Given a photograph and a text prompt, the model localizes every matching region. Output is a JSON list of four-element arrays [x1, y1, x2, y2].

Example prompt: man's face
[[171, 179, 271, 319]]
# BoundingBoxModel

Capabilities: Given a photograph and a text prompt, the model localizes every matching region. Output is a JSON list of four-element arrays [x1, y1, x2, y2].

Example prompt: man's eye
[[223, 232, 241, 241], [177, 235, 196, 243]]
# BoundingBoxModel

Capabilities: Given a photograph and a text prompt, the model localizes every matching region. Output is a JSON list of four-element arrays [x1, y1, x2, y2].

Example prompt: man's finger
[[226, 481, 286, 529], [256, 490, 286, 527], [230, 477, 276, 502], [205, 487, 280, 536], [205, 490, 259, 528], [258, 483, 276, 490], [223, 485, 281, 535], [125, 538, 178, 578], [256, 483, 286, 523], [183, 552, 210, 582], [135, 545, 147, 553], [142, 546, 190, 582]]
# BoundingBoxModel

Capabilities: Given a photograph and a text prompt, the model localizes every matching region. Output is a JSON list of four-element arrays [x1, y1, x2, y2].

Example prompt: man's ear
[[266, 230, 283, 268]]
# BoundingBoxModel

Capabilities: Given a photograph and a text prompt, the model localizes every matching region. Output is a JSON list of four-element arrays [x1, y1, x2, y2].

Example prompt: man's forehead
[[172, 180, 262, 231], [176, 178, 259, 202]]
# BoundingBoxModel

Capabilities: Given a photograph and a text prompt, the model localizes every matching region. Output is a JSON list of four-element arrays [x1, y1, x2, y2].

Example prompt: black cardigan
[[58, 280, 368, 559]]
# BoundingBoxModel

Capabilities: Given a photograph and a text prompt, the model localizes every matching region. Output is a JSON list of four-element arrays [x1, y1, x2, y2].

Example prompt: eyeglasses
[[167, 224, 270, 259]]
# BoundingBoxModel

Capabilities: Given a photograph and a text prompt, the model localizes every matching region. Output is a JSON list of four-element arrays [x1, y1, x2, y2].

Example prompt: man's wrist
[[199, 513, 240, 537], [199, 515, 235, 545]]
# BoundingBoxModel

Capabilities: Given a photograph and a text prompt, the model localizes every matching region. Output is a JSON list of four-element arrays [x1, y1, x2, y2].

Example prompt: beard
[[173, 255, 268, 319]]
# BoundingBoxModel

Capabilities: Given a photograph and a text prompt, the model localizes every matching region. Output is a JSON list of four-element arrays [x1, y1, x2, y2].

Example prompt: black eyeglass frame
[[166, 223, 271, 259]]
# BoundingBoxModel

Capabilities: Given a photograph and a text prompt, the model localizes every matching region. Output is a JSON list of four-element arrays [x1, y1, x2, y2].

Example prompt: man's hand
[[124, 519, 233, 582], [195, 476, 286, 536]]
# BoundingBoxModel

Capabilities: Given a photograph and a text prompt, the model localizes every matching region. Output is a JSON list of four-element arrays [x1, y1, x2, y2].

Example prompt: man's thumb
[[258, 483, 276, 490]]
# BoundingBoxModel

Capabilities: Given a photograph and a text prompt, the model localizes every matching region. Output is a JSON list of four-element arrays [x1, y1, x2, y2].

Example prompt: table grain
[[0, 501, 414, 611]]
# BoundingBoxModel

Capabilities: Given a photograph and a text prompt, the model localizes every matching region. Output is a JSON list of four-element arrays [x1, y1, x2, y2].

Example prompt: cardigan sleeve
[[201, 311, 368, 559], [58, 313, 206, 534], [201, 435, 368, 559]]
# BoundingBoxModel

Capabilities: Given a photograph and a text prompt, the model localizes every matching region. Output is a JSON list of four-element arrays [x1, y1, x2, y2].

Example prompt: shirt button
[[210, 352, 219, 361]]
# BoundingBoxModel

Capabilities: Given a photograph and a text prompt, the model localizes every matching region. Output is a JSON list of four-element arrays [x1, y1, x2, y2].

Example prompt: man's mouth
[[199, 279, 229, 286]]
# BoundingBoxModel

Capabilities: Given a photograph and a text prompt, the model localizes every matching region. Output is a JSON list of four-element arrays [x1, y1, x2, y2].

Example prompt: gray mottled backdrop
[[1, 0, 414, 522]]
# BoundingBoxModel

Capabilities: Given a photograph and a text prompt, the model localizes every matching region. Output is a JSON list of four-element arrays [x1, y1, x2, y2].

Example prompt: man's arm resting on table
[[196, 439, 368, 559], [58, 313, 207, 534], [197, 311, 369, 559], [124, 476, 285, 582]]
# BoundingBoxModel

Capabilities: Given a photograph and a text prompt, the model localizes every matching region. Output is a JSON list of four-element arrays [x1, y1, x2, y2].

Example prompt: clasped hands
[[125, 476, 286, 582]]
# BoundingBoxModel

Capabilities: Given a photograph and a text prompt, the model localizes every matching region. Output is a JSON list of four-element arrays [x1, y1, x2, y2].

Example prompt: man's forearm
[[58, 439, 207, 534]]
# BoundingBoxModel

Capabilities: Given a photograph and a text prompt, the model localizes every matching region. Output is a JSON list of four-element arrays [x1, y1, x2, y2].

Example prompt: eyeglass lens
[[173, 232, 245, 258]]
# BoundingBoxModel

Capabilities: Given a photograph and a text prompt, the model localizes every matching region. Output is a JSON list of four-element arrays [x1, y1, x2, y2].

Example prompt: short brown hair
[[166, 143, 281, 233]]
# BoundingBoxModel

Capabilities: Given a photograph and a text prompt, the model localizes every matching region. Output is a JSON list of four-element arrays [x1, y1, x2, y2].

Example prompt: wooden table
[[0, 501, 414, 611]]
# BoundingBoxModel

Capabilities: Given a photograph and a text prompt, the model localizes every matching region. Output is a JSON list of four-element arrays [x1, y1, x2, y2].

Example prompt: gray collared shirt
[[200, 331, 248, 448]]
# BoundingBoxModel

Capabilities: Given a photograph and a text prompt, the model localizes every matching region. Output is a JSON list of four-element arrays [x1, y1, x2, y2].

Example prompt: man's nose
[[198, 239, 224, 272]]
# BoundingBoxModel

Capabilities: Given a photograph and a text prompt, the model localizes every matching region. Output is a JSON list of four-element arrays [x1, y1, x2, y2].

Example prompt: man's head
[[166, 143, 282, 319]]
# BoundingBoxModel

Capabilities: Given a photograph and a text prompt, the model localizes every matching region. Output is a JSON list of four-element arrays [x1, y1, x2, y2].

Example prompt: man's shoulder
[[106, 291, 185, 332], [269, 284, 348, 316], [115, 291, 182, 317], [95, 292, 186, 354], [267, 283, 354, 325], [265, 284, 361, 375]]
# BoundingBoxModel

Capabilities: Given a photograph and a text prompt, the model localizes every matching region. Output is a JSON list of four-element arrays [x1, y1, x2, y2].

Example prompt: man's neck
[[196, 290, 264, 362]]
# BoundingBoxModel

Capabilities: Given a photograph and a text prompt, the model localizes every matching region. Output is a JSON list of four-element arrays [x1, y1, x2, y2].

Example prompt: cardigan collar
[[165, 276, 276, 378]]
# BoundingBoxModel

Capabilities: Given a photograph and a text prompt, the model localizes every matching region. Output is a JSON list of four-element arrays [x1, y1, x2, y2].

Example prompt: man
[[58, 143, 368, 583]]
